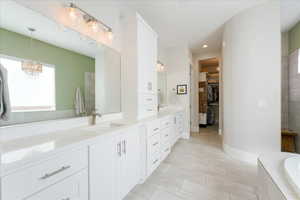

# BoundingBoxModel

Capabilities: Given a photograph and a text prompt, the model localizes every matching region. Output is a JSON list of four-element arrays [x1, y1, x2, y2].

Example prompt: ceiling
[[4, 0, 298, 57], [281, 0, 300, 32], [104, 0, 268, 54]]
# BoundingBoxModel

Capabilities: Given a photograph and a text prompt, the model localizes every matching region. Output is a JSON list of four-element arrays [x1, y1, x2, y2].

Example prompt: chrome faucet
[[91, 110, 102, 125]]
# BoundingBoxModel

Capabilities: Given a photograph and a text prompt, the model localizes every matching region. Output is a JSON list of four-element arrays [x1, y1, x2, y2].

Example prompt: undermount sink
[[83, 122, 125, 131]]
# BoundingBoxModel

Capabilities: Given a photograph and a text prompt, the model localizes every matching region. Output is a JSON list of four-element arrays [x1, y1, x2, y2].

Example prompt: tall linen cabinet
[[121, 12, 158, 120]]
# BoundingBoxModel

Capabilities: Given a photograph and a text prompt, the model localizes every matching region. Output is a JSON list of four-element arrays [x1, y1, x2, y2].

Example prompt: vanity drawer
[[26, 169, 88, 200], [2, 148, 88, 200], [161, 143, 171, 161], [147, 120, 161, 137], [161, 117, 173, 129], [161, 128, 171, 145], [148, 132, 161, 155], [138, 104, 156, 119], [148, 151, 161, 175], [139, 94, 155, 105]]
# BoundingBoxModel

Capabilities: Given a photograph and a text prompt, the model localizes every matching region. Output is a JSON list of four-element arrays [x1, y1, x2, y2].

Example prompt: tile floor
[[125, 127, 258, 200]]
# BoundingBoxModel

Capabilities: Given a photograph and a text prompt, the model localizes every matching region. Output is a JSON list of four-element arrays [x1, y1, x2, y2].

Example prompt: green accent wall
[[289, 21, 300, 54], [0, 28, 95, 110]]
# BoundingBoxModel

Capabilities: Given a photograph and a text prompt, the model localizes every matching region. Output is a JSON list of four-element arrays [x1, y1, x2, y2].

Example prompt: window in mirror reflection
[[298, 50, 300, 74], [0, 55, 56, 112]]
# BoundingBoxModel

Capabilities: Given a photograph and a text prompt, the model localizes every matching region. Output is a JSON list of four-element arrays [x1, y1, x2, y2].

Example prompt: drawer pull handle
[[62, 198, 70, 200], [147, 109, 153, 111], [39, 165, 71, 180], [153, 142, 159, 146], [165, 134, 169, 137], [153, 128, 159, 131], [122, 140, 127, 154], [165, 148, 169, 152], [117, 142, 122, 157], [153, 159, 159, 165], [146, 98, 153, 101]]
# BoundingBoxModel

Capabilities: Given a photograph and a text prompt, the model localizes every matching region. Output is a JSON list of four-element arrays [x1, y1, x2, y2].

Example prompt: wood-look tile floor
[[125, 127, 258, 200]]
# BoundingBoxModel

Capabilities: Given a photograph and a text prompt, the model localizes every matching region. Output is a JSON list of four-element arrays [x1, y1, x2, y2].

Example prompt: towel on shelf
[[0, 64, 11, 120], [74, 87, 85, 116]]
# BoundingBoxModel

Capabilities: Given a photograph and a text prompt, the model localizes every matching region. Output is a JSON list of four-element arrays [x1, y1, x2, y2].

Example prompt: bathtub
[[284, 156, 300, 198]]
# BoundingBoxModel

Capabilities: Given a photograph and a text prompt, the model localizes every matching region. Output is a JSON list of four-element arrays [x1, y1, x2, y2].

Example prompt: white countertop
[[0, 108, 183, 176], [259, 152, 299, 200]]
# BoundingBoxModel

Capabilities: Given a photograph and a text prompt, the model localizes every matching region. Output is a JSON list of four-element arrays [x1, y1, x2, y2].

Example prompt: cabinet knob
[[153, 142, 159, 146]]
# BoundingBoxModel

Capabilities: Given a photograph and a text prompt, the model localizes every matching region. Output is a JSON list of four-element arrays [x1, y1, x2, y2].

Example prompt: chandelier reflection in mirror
[[21, 28, 43, 76]]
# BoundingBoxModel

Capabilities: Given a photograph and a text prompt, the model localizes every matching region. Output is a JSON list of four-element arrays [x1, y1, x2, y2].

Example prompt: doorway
[[198, 58, 220, 132]]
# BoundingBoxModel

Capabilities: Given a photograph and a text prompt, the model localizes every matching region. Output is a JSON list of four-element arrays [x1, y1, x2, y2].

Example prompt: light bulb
[[88, 20, 99, 32], [68, 7, 78, 20], [107, 31, 114, 40]]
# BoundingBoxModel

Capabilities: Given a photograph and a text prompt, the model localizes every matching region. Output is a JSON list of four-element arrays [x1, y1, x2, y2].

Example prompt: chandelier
[[21, 28, 43, 76]]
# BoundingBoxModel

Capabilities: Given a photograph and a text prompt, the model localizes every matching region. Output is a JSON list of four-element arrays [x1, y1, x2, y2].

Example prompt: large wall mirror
[[0, 0, 121, 126]]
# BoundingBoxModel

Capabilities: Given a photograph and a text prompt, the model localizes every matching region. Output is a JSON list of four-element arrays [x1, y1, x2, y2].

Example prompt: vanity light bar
[[68, 3, 112, 32]]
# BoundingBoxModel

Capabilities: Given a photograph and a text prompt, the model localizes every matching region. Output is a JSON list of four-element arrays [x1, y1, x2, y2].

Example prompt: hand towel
[[0, 64, 11, 120], [74, 87, 85, 116]]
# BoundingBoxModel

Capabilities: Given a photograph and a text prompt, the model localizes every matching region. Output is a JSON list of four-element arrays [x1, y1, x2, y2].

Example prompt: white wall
[[165, 45, 191, 139], [222, 0, 281, 163]]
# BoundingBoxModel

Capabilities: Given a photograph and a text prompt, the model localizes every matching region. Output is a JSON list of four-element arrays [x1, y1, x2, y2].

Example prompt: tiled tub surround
[[289, 49, 300, 152], [0, 107, 185, 200]]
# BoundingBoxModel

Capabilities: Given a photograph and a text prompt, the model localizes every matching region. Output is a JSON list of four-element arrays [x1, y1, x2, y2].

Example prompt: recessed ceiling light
[[202, 44, 208, 48]]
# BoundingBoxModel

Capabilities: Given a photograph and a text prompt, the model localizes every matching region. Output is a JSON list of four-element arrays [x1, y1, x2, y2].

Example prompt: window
[[298, 50, 300, 74], [0, 55, 56, 112]]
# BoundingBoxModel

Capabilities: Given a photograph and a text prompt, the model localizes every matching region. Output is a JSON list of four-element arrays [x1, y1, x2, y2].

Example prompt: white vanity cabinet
[[122, 12, 158, 120], [1, 147, 88, 200], [137, 14, 158, 119], [26, 169, 88, 200], [145, 114, 180, 177], [173, 112, 184, 146], [89, 126, 141, 200]]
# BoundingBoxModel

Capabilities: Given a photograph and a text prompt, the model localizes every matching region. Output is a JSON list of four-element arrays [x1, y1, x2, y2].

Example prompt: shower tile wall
[[282, 33, 289, 130], [289, 50, 300, 152]]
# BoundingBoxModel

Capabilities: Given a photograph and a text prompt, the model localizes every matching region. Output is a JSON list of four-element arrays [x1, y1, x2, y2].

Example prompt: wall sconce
[[157, 61, 165, 72], [66, 3, 113, 40]]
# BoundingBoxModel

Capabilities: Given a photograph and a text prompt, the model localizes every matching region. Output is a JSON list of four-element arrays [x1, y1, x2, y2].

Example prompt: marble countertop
[[0, 108, 183, 176], [259, 152, 299, 200]]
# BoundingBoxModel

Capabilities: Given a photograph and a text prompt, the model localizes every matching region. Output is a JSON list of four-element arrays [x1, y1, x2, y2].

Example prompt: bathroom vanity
[[0, 109, 184, 200], [0, 1, 187, 199]]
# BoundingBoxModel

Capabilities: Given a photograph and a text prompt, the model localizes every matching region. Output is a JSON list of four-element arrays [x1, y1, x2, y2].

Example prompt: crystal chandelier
[[21, 28, 43, 76]]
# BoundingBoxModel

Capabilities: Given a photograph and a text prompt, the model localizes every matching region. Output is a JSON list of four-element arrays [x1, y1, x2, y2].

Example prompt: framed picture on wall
[[177, 84, 187, 95]]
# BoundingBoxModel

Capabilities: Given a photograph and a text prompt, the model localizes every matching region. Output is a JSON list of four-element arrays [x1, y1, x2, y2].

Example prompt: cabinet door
[[89, 137, 117, 200], [26, 169, 88, 200], [137, 16, 157, 93], [119, 127, 141, 199]]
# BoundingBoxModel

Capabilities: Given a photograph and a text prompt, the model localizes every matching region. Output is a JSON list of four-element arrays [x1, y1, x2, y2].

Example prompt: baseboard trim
[[223, 143, 258, 165], [181, 132, 190, 139]]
